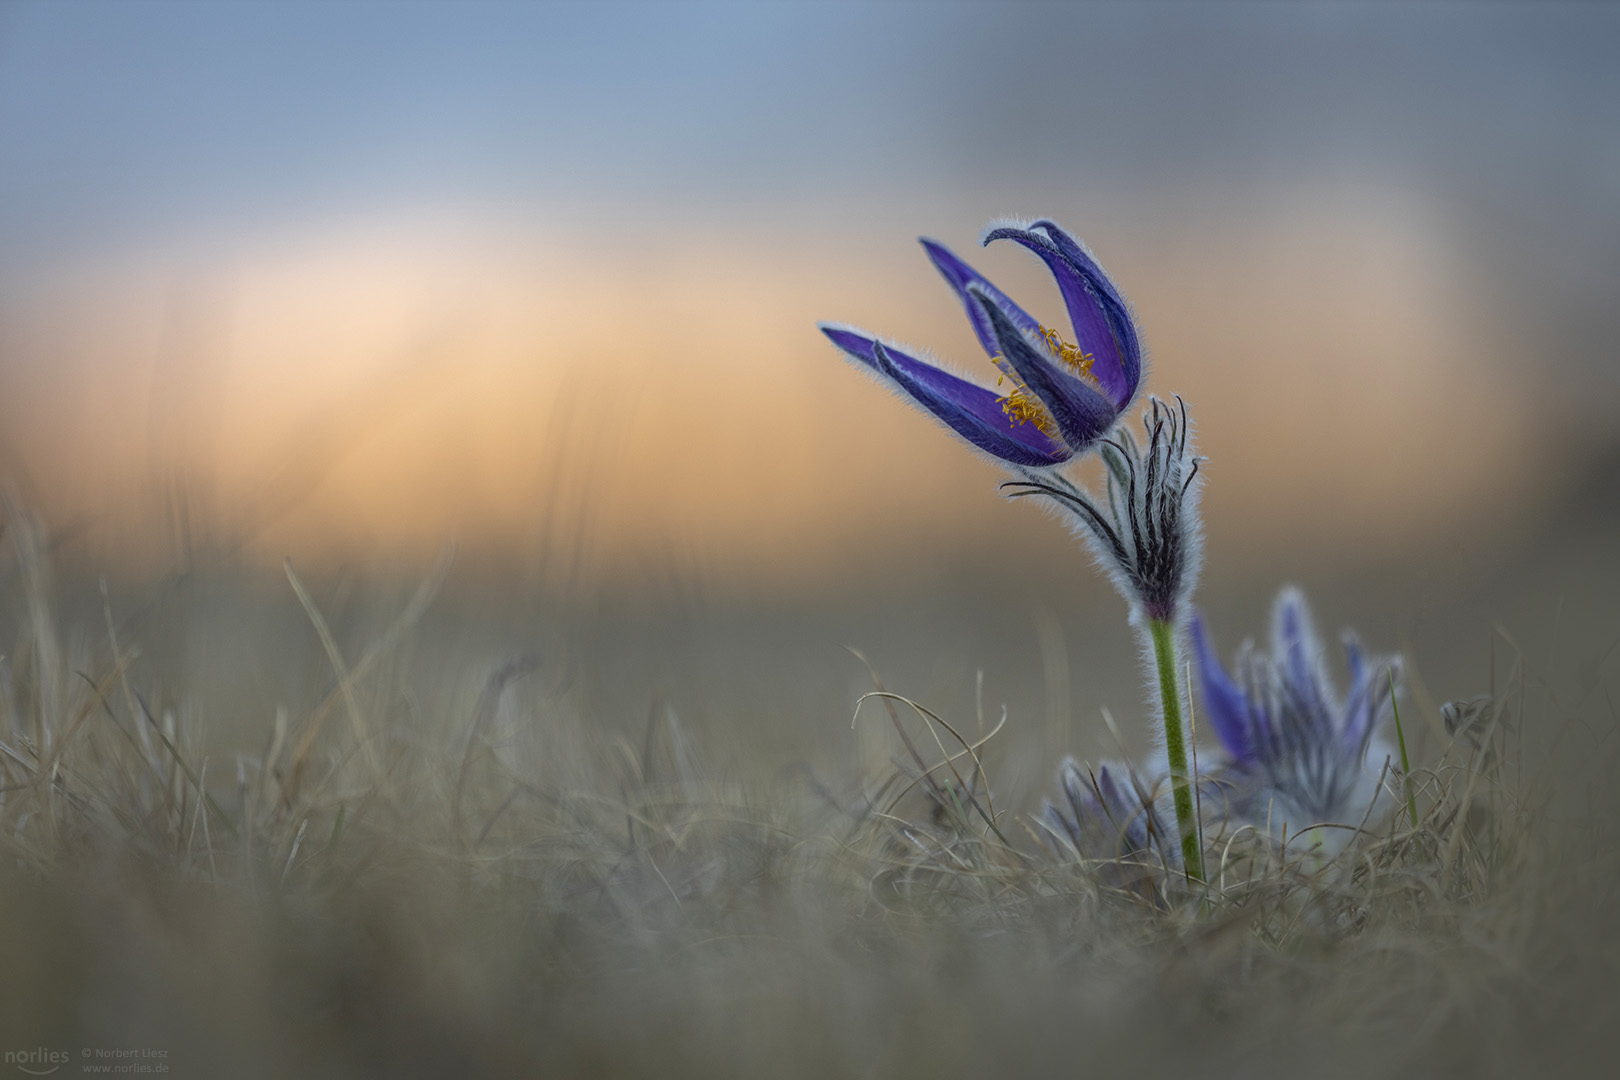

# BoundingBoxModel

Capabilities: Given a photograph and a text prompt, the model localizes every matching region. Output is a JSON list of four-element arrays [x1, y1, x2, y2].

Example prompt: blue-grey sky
[[3, 2, 1617, 251]]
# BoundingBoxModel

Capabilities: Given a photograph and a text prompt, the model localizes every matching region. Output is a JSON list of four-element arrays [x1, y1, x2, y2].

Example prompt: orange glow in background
[[0, 189, 1573, 596]]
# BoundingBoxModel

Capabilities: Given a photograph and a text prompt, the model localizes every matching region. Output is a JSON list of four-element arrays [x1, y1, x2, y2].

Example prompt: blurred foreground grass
[[2, 496, 1618, 1079]]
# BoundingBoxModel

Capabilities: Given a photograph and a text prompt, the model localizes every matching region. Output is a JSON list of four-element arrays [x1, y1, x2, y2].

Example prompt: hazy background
[[2, 1, 1617, 773]]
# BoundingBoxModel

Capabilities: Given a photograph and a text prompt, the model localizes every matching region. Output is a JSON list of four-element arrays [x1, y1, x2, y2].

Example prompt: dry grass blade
[[284, 557, 382, 784], [282, 546, 453, 794]]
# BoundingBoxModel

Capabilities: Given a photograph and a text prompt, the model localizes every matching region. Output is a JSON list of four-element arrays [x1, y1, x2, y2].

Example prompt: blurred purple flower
[[1042, 758, 1171, 864], [819, 220, 1142, 467], [1192, 587, 1402, 832]]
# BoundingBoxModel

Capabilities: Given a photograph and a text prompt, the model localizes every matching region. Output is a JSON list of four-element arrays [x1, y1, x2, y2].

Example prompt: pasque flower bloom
[[1192, 587, 1401, 833], [819, 220, 1142, 467], [821, 217, 1208, 880]]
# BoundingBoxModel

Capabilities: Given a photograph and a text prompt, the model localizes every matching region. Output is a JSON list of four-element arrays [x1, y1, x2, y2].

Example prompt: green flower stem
[[1149, 617, 1205, 883]]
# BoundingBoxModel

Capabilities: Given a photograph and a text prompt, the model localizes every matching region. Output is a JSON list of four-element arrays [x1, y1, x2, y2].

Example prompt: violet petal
[[920, 239, 1043, 357], [819, 325, 1071, 466], [1192, 614, 1256, 763], [982, 221, 1143, 409]]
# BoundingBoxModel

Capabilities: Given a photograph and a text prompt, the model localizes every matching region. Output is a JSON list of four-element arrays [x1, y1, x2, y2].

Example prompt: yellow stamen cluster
[[989, 323, 1094, 440], [1041, 325, 1095, 377], [998, 385, 1059, 438]]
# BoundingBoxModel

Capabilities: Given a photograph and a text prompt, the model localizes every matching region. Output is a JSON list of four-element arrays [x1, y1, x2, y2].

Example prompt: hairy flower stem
[[1150, 617, 1204, 883]]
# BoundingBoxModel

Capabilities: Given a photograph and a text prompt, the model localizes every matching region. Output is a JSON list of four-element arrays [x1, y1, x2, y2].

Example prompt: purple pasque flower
[[1192, 587, 1402, 833], [819, 220, 1143, 468]]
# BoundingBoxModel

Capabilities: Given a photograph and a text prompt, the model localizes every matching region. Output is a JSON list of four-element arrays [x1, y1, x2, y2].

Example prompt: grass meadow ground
[[1, 492, 1618, 1080]]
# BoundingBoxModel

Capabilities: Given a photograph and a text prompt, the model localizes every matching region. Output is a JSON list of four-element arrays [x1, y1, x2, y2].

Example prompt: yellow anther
[[990, 353, 1059, 439], [1040, 324, 1095, 377], [999, 388, 1059, 439]]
